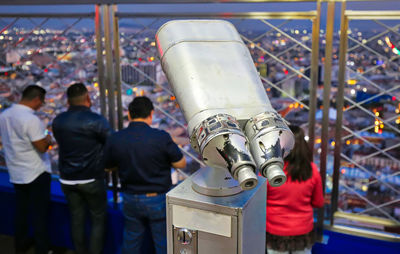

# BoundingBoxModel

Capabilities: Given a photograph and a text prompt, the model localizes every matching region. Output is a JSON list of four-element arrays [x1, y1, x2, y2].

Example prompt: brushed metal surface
[[167, 175, 267, 254], [167, 175, 265, 216], [156, 20, 274, 135], [191, 167, 243, 197]]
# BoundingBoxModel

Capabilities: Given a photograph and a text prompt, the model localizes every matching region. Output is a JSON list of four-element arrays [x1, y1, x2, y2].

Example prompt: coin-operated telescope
[[156, 20, 294, 254]]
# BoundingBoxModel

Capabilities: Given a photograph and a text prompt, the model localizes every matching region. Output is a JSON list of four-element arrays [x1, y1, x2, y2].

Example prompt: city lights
[[0, 9, 399, 233], [347, 79, 357, 85], [385, 36, 400, 56]]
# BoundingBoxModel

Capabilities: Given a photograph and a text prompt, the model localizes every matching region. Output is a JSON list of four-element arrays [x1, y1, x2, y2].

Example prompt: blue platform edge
[[0, 171, 159, 254], [0, 171, 399, 254]]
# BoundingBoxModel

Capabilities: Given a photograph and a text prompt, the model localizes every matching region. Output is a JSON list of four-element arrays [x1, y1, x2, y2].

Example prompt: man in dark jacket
[[52, 83, 112, 254], [104, 96, 186, 254]]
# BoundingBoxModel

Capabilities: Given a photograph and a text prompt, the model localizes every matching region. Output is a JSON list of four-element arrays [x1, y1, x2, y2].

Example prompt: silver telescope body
[[156, 20, 294, 189]]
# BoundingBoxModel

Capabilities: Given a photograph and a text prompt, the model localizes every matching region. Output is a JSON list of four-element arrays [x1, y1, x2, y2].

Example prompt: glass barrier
[[332, 9, 400, 238]]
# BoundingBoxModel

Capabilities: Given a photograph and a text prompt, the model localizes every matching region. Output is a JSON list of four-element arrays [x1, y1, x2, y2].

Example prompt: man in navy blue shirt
[[104, 96, 186, 254]]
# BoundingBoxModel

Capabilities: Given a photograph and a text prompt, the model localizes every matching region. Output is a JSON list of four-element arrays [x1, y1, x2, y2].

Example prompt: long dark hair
[[284, 125, 312, 182]]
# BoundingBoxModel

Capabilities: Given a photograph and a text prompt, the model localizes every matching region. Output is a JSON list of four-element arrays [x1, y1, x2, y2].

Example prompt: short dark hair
[[67, 83, 88, 105], [22, 85, 46, 101], [128, 96, 154, 119]]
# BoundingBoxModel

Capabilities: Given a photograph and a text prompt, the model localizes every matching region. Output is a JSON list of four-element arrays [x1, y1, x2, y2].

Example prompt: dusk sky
[[1, 1, 399, 13], [0, 1, 400, 31]]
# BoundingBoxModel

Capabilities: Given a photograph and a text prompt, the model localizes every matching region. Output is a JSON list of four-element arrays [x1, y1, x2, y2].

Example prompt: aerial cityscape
[[0, 14, 399, 228]]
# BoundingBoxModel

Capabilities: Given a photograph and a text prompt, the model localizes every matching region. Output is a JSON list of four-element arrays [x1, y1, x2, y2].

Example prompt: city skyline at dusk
[[0, 1, 399, 248]]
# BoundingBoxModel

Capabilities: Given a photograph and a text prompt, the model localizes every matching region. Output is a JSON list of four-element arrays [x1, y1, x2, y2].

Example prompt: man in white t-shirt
[[0, 85, 53, 254]]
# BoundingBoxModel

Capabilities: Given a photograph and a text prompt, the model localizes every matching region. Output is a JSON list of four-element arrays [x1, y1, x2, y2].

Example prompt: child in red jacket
[[266, 125, 324, 254]]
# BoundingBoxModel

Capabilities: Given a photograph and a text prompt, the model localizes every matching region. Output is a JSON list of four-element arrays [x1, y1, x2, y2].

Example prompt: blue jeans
[[122, 192, 167, 254]]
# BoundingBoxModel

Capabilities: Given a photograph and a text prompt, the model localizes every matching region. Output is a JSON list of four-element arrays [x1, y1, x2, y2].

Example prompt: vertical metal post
[[308, 0, 321, 156], [112, 4, 124, 131], [103, 4, 116, 130], [95, 5, 106, 116], [103, 4, 118, 205], [317, 0, 335, 241], [331, 1, 348, 225]]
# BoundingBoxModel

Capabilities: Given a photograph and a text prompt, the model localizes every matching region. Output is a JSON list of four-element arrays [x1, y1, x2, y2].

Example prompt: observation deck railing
[[0, 0, 399, 243]]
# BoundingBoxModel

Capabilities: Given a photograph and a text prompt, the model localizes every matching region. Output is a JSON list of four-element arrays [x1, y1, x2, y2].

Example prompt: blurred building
[[121, 62, 157, 85]]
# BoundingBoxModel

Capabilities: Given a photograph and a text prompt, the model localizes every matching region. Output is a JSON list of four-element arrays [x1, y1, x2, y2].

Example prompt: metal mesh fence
[[114, 15, 318, 181], [335, 17, 400, 225], [0, 10, 320, 199], [3, 2, 399, 235], [0, 15, 99, 174]]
